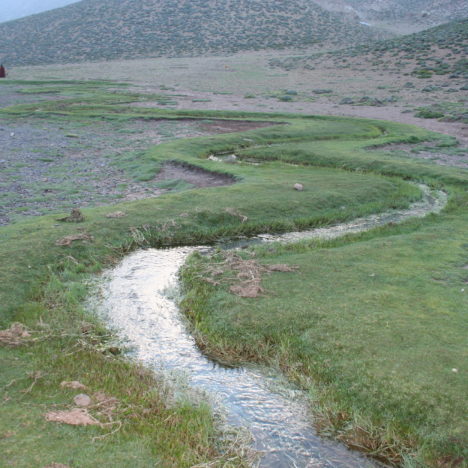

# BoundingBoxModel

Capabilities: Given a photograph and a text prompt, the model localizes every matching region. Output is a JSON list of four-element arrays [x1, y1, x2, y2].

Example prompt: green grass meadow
[[0, 81, 466, 467]]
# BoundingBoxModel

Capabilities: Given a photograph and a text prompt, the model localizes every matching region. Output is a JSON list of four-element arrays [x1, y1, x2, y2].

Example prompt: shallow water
[[226, 184, 447, 248], [93, 185, 446, 467]]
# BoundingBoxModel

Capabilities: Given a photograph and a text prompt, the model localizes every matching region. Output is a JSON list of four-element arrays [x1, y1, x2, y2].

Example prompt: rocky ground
[[0, 86, 270, 225], [11, 51, 466, 143], [2, 50, 466, 224]]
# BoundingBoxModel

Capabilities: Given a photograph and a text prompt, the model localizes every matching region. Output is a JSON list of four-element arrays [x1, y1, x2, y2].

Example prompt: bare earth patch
[[0, 323, 30, 346], [45, 408, 99, 426], [0, 108, 242, 225], [201, 251, 298, 298], [55, 233, 94, 247], [156, 162, 235, 188]]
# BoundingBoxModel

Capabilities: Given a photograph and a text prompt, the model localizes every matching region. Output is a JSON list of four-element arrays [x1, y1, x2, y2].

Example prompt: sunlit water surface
[[93, 185, 445, 467]]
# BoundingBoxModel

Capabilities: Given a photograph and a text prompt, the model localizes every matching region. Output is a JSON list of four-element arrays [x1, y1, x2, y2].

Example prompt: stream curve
[[92, 185, 446, 467]]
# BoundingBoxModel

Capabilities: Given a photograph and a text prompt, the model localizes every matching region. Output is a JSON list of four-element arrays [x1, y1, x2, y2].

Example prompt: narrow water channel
[[93, 185, 446, 467]]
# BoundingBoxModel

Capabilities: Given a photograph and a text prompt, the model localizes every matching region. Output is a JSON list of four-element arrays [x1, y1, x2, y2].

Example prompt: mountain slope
[[0, 0, 386, 67], [313, 0, 468, 33], [272, 18, 468, 79]]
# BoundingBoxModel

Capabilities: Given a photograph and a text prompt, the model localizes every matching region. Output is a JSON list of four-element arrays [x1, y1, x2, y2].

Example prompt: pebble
[[73, 393, 92, 407]]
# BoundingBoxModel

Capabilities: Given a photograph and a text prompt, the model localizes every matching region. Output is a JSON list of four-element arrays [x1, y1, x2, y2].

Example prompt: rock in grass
[[294, 183, 304, 191], [56, 208, 85, 223], [73, 394, 92, 407]]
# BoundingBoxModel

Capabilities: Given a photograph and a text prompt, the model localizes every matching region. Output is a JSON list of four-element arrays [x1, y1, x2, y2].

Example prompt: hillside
[[313, 0, 468, 33], [0, 0, 387, 67], [272, 19, 468, 80]]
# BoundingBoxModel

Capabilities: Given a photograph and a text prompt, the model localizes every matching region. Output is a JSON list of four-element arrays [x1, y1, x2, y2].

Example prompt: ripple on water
[[92, 185, 445, 467]]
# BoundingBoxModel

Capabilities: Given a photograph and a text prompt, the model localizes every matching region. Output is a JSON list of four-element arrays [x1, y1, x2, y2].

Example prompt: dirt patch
[[0, 109, 248, 225], [198, 119, 275, 133], [55, 233, 94, 247], [60, 381, 87, 390], [45, 408, 99, 426], [57, 208, 85, 223], [106, 211, 126, 218], [202, 251, 298, 298], [0, 323, 30, 346], [44, 464, 71, 468], [155, 162, 236, 188]]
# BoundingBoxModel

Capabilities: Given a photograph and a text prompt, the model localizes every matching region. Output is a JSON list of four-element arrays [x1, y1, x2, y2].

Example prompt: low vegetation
[[0, 81, 466, 467], [272, 19, 468, 80], [0, 0, 385, 66]]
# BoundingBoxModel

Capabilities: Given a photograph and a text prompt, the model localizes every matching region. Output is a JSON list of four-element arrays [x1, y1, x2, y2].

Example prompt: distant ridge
[[271, 18, 468, 78], [313, 0, 468, 33], [0, 0, 387, 66]]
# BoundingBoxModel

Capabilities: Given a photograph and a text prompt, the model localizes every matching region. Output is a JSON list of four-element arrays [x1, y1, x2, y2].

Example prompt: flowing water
[[93, 185, 446, 467]]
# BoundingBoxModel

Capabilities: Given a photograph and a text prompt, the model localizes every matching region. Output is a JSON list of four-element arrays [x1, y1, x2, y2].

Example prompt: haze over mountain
[[0, 0, 79, 23], [0, 0, 387, 67], [314, 0, 468, 33]]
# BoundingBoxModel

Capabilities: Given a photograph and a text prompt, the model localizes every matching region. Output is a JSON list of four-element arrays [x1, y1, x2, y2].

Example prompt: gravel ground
[[0, 118, 214, 225], [0, 84, 59, 109], [0, 87, 270, 225], [1, 79, 465, 225]]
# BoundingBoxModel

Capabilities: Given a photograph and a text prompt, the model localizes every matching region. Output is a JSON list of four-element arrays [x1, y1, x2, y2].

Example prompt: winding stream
[[93, 185, 446, 467]]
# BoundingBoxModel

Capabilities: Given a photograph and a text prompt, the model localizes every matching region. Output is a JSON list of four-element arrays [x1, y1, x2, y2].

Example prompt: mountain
[[0, 0, 79, 23], [0, 0, 387, 67], [313, 0, 468, 33], [271, 18, 468, 79]]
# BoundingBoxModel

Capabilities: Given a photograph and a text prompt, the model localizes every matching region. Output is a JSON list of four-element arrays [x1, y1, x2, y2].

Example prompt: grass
[[181, 200, 467, 465], [1, 80, 467, 467]]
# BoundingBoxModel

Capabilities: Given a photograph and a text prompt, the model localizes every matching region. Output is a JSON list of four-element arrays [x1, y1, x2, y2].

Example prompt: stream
[[93, 185, 446, 467]]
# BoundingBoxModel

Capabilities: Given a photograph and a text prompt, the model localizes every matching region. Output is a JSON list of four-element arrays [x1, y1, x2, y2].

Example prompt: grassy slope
[[0, 81, 466, 466]]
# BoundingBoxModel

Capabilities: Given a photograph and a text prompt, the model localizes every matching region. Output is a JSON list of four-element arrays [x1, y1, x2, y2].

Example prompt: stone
[[73, 394, 92, 407]]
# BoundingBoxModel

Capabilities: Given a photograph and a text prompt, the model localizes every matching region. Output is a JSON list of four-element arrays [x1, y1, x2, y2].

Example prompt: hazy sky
[[0, 0, 80, 23]]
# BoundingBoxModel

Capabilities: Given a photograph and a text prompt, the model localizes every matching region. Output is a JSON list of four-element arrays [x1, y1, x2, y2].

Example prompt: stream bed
[[92, 185, 446, 467]]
